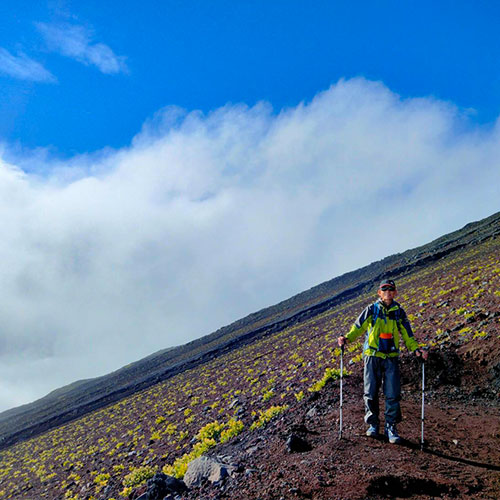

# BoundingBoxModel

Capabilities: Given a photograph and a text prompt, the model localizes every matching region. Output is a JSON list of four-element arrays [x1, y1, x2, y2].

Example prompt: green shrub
[[162, 418, 244, 479], [123, 466, 156, 488], [294, 391, 305, 402], [220, 419, 244, 443], [94, 472, 110, 487], [308, 367, 348, 393], [262, 389, 274, 401], [250, 405, 289, 431]]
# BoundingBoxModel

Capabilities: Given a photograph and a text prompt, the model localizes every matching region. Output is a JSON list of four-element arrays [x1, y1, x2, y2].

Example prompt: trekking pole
[[420, 358, 425, 450], [339, 344, 344, 439]]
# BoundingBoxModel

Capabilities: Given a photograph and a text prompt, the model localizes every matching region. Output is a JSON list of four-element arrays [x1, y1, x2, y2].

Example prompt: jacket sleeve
[[398, 307, 420, 352], [345, 304, 372, 343]]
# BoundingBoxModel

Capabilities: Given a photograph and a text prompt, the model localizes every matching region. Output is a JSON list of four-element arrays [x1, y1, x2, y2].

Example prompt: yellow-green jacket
[[346, 299, 419, 358]]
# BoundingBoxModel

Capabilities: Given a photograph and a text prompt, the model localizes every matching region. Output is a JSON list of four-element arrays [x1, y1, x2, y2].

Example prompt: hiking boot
[[366, 425, 379, 437], [385, 423, 401, 444]]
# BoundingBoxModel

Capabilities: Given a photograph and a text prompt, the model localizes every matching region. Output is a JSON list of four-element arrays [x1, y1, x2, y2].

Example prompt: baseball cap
[[379, 279, 396, 290]]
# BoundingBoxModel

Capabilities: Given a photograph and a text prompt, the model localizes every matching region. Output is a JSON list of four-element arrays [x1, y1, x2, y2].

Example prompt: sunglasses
[[380, 286, 396, 291]]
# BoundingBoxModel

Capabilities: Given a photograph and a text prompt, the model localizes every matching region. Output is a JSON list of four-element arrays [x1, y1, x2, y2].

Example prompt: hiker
[[337, 279, 428, 444]]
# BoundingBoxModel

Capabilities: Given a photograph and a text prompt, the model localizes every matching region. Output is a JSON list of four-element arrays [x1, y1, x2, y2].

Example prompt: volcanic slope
[[1, 211, 499, 450], [0, 216, 499, 499]]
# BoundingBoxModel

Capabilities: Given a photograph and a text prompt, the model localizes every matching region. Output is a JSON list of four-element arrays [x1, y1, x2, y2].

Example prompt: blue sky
[[1, 1, 500, 411], [2, 1, 500, 156]]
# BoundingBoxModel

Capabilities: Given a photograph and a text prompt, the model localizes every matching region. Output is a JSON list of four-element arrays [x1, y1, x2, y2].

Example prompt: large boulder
[[183, 456, 237, 488]]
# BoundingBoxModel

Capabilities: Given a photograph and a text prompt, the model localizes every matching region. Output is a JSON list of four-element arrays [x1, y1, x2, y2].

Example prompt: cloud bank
[[1, 78, 499, 412], [37, 23, 128, 74], [0, 48, 56, 82]]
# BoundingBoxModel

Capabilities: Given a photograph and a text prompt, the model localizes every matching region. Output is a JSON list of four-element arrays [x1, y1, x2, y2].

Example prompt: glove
[[415, 348, 429, 361]]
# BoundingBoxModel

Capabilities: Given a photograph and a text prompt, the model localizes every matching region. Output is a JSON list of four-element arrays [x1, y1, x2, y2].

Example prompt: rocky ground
[[183, 338, 500, 500]]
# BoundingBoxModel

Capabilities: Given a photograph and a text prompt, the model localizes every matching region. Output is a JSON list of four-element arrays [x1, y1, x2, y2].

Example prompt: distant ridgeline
[[1, 210, 499, 449]]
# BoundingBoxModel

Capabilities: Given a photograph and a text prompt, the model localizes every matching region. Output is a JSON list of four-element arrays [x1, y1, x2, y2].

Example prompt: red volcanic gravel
[[187, 337, 500, 500]]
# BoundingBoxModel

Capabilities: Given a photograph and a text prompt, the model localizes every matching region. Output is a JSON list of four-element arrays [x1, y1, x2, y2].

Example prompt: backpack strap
[[394, 306, 402, 334], [371, 302, 380, 327]]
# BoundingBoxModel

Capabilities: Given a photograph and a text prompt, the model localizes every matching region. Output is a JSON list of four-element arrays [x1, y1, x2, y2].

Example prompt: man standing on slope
[[337, 279, 428, 444]]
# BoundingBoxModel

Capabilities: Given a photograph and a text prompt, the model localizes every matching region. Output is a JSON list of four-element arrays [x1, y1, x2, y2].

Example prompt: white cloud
[[1, 77, 499, 412], [0, 48, 56, 82], [37, 23, 128, 74]]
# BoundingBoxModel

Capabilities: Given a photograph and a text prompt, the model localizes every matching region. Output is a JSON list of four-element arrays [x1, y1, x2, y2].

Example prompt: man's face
[[377, 286, 397, 306]]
